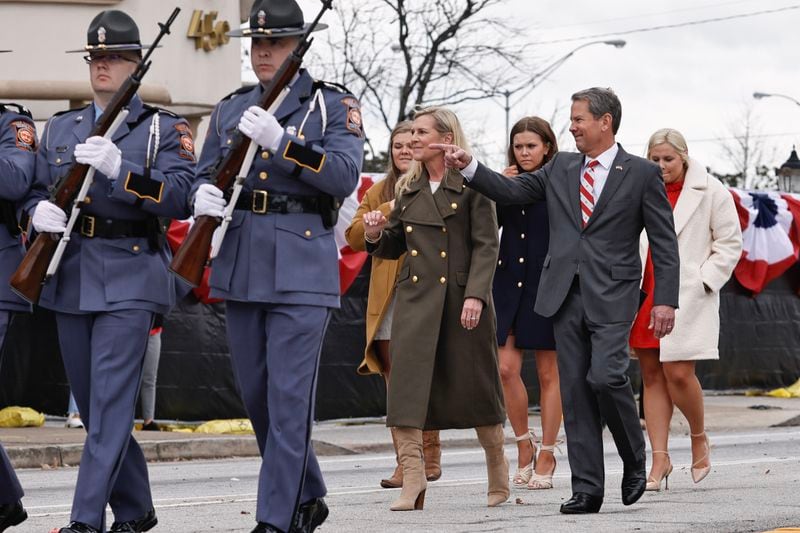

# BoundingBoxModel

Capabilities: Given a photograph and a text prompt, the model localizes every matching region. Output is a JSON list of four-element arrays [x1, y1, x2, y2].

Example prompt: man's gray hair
[[571, 87, 622, 134]]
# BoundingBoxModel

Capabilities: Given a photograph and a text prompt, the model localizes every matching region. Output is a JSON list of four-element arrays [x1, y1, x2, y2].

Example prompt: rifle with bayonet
[[9, 7, 181, 304], [168, 0, 333, 287]]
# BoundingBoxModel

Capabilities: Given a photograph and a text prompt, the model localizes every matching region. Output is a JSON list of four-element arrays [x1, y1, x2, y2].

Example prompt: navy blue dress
[[492, 201, 556, 349]]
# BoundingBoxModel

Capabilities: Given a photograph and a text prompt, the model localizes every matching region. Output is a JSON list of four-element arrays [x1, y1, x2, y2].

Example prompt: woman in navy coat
[[494, 117, 563, 490]]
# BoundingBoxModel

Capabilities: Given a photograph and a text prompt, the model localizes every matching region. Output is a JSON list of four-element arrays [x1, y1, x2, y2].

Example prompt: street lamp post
[[500, 39, 626, 140], [753, 91, 800, 107]]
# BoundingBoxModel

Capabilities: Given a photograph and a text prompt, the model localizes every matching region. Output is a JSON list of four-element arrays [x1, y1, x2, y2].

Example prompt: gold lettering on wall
[[187, 10, 230, 52]]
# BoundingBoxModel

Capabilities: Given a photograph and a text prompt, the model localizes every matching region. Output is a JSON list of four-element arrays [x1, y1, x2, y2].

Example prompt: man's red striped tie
[[580, 159, 600, 227]]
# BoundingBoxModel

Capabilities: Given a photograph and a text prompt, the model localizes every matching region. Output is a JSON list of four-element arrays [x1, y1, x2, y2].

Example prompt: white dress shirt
[[581, 143, 618, 202]]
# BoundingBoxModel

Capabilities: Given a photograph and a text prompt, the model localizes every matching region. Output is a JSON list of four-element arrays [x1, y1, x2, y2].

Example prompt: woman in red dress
[[631, 128, 741, 492]]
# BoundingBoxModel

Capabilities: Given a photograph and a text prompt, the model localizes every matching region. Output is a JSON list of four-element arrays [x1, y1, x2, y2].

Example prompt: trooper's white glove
[[238, 106, 284, 152], [32, 200, 67, 234], [74, 136, 122, 180], [193, 184, 226, 218]]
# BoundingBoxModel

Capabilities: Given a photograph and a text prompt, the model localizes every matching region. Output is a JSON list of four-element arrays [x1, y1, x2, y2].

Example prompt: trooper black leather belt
[[234, 190, 321, 215], [76, 214, 153, 239]]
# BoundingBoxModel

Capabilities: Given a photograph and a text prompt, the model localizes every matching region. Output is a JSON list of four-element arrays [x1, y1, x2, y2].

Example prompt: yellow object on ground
[[0, 406, 45, 427], [194, 419, 254, 435], [765, 377, 800, 398]]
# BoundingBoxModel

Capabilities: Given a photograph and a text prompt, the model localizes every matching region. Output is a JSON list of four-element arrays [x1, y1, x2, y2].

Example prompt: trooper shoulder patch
[[174, 123, 196, 161], [10, 119, 36, 152], [341, 97, 364, 138]]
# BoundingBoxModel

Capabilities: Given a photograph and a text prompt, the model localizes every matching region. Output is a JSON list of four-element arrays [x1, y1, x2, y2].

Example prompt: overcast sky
[[287, 0, 800, 176]]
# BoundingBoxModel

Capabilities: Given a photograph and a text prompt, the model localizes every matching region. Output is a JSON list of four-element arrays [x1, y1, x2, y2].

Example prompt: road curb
[[7, 436, 490, 469]]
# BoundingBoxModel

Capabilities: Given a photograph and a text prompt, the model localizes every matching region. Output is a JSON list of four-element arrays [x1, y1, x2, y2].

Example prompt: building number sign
[[187, 10, 231, 51]]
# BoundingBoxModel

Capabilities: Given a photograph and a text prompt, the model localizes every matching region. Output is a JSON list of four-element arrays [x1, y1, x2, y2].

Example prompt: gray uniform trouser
[[0, 311, 24, 504], [56, 310, 154, 531], [553, 279, 645, 498], [225, 301, 328, 532]]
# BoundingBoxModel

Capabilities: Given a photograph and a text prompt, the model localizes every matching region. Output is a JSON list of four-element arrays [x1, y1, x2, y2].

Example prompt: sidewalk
[[3, 393, 799, 469]]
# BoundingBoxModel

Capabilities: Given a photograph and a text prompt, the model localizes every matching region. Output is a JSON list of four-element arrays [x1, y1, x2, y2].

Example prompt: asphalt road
[[15, 427, 800, 532]]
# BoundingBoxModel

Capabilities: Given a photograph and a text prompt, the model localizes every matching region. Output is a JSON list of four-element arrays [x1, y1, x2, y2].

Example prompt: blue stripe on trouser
[[225, 302, 329, 532], [56, 310, 154, 531]]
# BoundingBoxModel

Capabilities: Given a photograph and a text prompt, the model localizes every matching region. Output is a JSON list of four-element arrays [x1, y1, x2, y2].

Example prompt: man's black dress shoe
[[0, 501, 27, 532], [58, 522, 100, 533], [110, 508, 158, 532], [291, 498, 329, 533], [559, 492, 603, 514], [621, 462, 647, 505], [251, 523, 284, 533]]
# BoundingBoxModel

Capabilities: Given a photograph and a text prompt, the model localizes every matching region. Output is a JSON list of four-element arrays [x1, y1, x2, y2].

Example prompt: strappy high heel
[[690, 432, 711, 484], [645, 451, 672, 491], [511, 430, 537, 487], [527, 442, 560, 490]]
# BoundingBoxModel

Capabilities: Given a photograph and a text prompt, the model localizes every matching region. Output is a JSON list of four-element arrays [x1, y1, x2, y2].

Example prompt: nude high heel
[[476, 424, 510, 507], [645, 451, 672, 491], [527, 443, 559, 490], [390, 427, 427, 511], [690, 432, 711, 484], [511, 430, 537, 487]]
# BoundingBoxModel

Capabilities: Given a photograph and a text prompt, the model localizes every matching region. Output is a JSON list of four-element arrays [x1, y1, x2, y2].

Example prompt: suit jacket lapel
[[111, 95, 144, 143], [274, 70, 312, 123], [566, 156, 583, 229], [71, 105, 94, 145], [586, 147, 630, 228]]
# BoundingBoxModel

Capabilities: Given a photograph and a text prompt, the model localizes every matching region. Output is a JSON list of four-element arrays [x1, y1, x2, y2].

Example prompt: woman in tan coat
[[362, 107, 508, 511], [631, 128, 742, 492], [345, 122, 444, 488]]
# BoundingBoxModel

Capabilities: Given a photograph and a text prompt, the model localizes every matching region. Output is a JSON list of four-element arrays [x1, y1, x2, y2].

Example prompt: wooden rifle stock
[[169, 1, 333, 287], [8, 7, 181, 304]]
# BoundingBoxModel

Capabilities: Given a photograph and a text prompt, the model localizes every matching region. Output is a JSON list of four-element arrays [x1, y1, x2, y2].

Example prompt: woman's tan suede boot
[[390, 427, 427, 511], [476, 424, 510, 507]]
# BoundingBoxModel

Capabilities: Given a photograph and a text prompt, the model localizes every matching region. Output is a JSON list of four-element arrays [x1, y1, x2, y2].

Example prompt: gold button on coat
[[226, 139, 232, 145], [411, 250, 418, 256], [520, 233, 525, 239], [441, 227, 447, 233], [440, 251, 446, 258], [517, 282, 523, 288], [132, 245, 140, 252], [519, 257, 525, 263], [406, 225, 413, 233], [56, 157, 62, 164], [451, 202, 457, 209], [261, 151, 270, 160], [304, 230, 312, 237], [439, 276, 446, 284], [412, 275, 419, 283], [259, 171, 268, 180], [84, 196, 92, 204]]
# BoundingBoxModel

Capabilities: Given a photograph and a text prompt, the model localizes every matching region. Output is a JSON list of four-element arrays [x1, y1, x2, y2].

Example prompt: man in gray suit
[[433, 87, 679, 514]]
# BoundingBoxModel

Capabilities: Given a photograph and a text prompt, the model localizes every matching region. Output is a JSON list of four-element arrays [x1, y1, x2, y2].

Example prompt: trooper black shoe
[[58, 522, 101, 533], [291, 498, 329, 533], [251, 523, 284, 533], [0, 501, 27, 532], [559, 492, 603, 514], [110, 508, 158, 532], [621, 461, 647, 505]]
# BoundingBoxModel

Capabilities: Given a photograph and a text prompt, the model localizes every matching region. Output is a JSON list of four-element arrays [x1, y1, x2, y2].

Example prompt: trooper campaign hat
[[228, 0, 328, 38], [66, 10, 151, 53]]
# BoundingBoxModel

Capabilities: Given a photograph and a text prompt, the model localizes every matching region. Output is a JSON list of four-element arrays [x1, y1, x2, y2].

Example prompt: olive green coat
[[368, 170, 505, 430]]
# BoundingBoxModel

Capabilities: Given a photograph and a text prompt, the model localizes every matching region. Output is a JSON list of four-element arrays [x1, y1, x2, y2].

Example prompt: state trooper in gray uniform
[[192, 1, 364, 531], [0, 53, 35, 531], [22, 11, 195, 533]]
